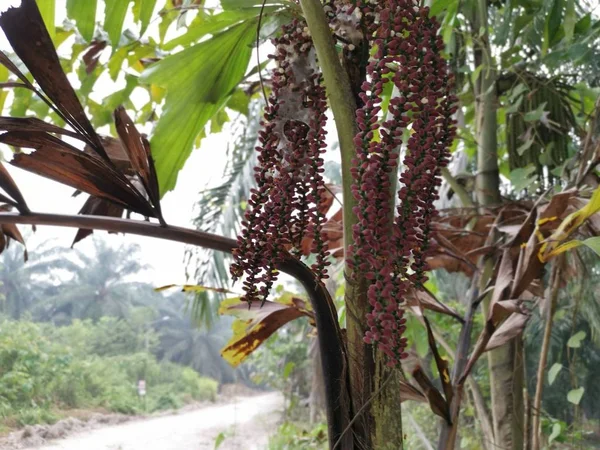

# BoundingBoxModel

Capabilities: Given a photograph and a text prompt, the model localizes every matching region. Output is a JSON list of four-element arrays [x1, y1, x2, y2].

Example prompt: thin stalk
[[437, 271, 481, 450], [531, 261, 561, 450], [0, 211, 347, 450], [430, 328, 494, 449], [441, 167, 474, 208], [471, 0, 523, 446]]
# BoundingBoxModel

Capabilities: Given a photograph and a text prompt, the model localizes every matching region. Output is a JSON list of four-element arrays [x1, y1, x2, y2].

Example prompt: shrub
[[0, 318, 219, 427], [268, 422, 328, 450], [16, 408, 60, 427]]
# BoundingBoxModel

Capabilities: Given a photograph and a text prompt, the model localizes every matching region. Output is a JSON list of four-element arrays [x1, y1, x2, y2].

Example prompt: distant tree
[[41, 238, 151, 323], [153, 293, 237, 384], [0, 239, 73, 320]]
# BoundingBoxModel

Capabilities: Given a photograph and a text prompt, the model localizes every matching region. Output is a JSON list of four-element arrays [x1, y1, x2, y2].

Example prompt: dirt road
[[24, 392, 283, 450]]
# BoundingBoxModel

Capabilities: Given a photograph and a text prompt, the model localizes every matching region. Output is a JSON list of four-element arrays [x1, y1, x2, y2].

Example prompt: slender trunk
[[432, 323, 494, 449], [531, 262, 561, 449], [437, 272, 480, 450], [471, 0, 524, 447]]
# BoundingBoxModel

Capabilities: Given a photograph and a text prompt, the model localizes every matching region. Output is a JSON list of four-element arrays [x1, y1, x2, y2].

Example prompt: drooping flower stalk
[[232, 1, 456, 366], [231, 20, 330, 304], [351, 0, 457, 366]]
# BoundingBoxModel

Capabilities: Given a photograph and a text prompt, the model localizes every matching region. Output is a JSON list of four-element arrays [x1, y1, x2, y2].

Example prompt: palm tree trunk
[[471, 0, 524, 447], [299, 1, 405, 447]]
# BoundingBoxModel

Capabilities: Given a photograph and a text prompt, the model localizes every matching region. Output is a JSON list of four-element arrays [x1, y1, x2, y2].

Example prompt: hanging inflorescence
[[231, 19, 331, 305], [231, 1, 457, 367], [349, 0, 458, 366]]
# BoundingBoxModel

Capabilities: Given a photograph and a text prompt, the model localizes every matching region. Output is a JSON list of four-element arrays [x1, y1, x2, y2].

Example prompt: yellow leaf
[[154, 284, 234, 294], [219, 295, 314, 367], [442, 369, 450, 384], [544, 240, 583, 259], [150, 84, 166, 103], [220, 318, 263, 367], [540, 186, 600, 262], [537, 216, 558, 226]]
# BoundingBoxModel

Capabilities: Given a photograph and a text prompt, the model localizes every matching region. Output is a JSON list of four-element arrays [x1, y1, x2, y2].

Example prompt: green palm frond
[[504, 71, 578, 188]]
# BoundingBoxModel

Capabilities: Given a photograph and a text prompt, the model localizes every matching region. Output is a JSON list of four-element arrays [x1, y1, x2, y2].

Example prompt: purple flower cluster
[[349, 0, 458, 366], [231, 20, 330, 304]]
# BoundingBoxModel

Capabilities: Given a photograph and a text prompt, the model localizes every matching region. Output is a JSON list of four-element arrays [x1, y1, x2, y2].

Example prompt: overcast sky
[[0, 0, 231, 286]]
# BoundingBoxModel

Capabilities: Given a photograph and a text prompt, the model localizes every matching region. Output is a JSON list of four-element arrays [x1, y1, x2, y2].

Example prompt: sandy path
[[24, 393, 283, 450]]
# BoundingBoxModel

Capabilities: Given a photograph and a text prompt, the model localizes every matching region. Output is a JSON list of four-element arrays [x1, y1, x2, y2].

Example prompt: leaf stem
[[0, 211, 347, 449]]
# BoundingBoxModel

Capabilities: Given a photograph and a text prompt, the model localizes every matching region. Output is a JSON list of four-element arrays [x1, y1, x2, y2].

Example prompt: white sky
[[0, 0, 231, 286]]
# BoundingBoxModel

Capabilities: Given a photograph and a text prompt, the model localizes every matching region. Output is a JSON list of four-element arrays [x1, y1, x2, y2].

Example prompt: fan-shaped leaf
[[2, 131, 155, 217], [104, 0, 130, 48], [133, 0, 157, 36]]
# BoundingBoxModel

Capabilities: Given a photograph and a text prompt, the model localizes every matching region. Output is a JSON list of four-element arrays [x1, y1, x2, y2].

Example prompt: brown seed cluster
[[350, 0, 457, 365], [232, 1, 457, 368], [231, 20, 330, 305]]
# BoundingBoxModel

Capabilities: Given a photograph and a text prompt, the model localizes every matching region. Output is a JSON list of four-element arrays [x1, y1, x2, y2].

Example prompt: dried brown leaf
[[423, 316, 453, 406], [2, 131, 155, 217], [406, 286, 463, 322], [398, 379, 427, 403], [0, 0, 107, 159], [412, 366, 451, 424], [113, 107, 163, 221], [485, 312, 530, 351], [489, 249, 514, 323], [0, 161, 29, 213], [0, 204, 27, 260], [0, 117, 82, 139], [71, 196, 125, 246], [82, 40, 107, 74]]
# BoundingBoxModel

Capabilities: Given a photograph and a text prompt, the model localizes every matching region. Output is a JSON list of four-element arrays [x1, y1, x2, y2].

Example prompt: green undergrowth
[[0, 318, 218, 432]]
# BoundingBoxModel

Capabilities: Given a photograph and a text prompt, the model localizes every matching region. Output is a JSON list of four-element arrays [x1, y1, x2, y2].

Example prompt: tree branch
[[0, 211, 347, 449]]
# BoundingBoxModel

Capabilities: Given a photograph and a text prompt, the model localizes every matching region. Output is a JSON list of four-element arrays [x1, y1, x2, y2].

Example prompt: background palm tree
[[153, 292, 244, 384], [40, 238, 152, 323], [0, 237, 74, 320]]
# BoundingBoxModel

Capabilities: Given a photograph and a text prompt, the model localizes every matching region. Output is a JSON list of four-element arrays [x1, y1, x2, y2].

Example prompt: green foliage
[[248, 319, 311, 399], [141, 20, 257, 194], [0, 317, 217, 429], [268, 421, 328, 450]]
